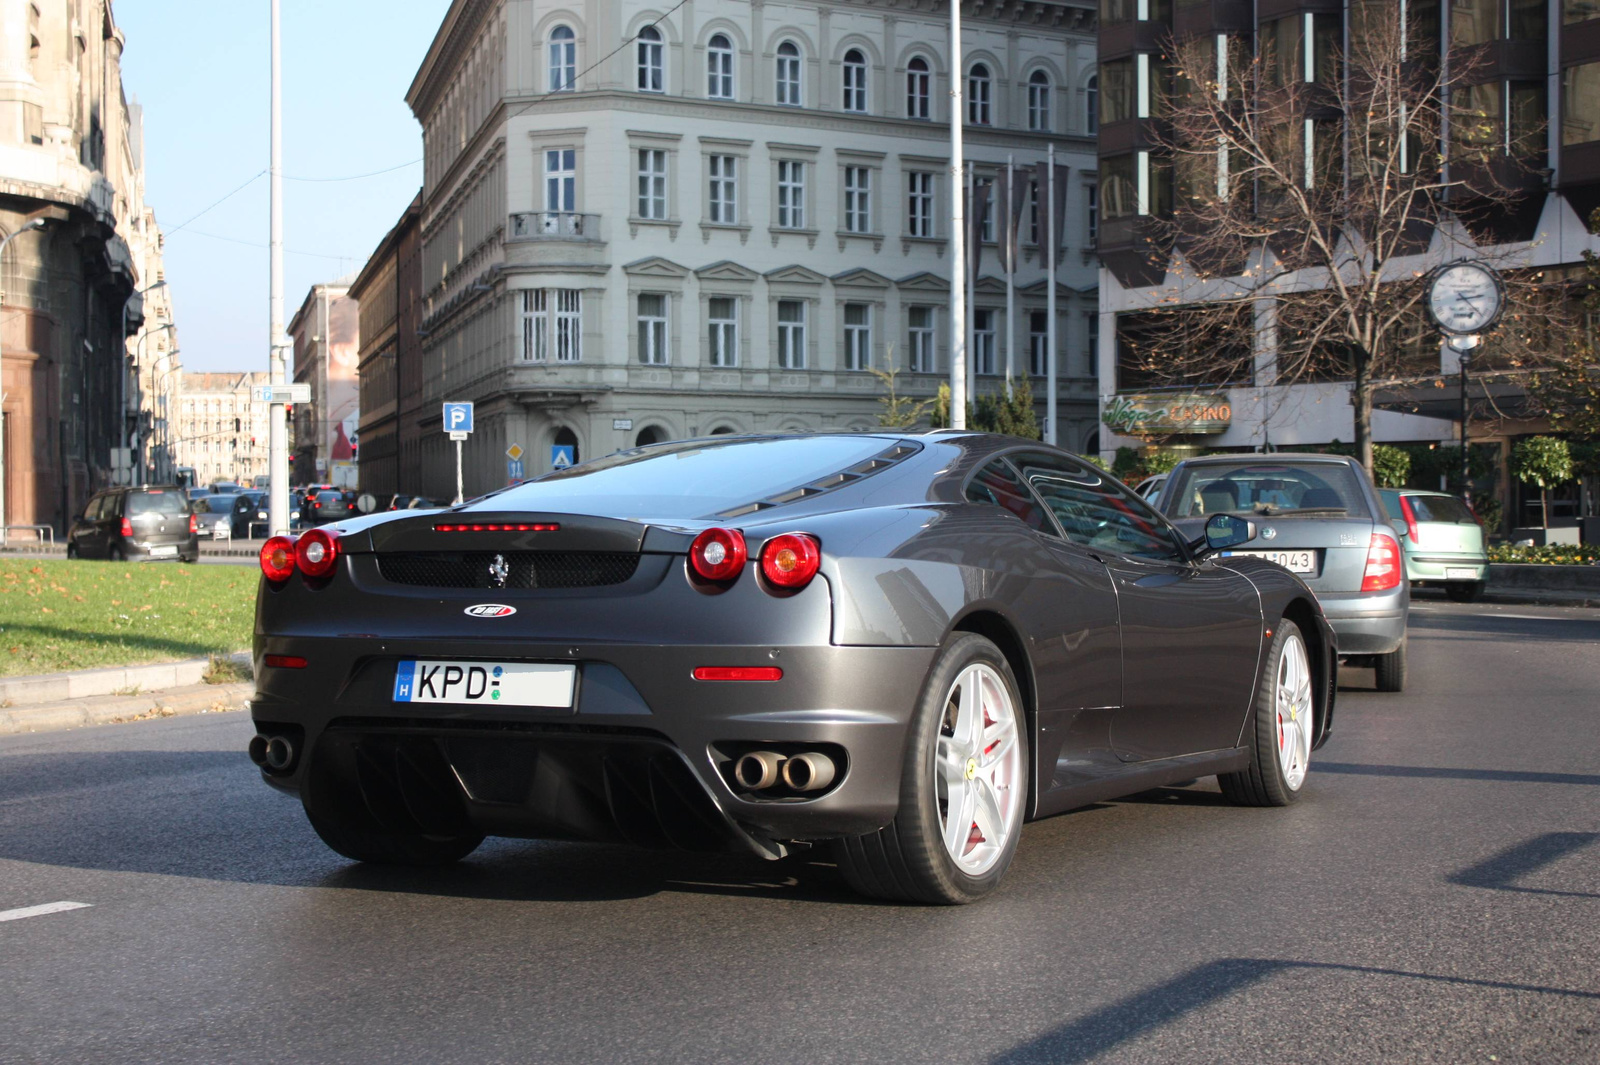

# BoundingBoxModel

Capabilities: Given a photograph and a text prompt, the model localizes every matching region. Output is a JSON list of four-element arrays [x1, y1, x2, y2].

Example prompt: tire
[[108, 545, 125, 562], [833, 632, 1030, 904], [305, 809, 483, 867], [1374, 637, 1407, 693], [66, 543, 79, 559], [1220, 620, 1314, 807], [1445, 581, 1485, 603]]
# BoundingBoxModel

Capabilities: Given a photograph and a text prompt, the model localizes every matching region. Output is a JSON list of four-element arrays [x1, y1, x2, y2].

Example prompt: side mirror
[[1202, 513, 1257, 555]]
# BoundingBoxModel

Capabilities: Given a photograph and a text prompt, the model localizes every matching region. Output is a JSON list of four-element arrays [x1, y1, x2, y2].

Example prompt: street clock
[[1426, 261, 1504, 336]]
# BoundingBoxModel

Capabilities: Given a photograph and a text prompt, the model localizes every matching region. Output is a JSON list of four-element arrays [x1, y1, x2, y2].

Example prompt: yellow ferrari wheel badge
[[965, 758, 978, 780]]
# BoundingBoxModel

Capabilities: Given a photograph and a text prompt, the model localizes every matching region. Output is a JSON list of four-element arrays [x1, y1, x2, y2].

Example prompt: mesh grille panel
[[377, 551, 640, 589]]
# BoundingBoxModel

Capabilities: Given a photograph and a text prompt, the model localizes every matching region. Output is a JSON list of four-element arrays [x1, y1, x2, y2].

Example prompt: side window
[[1011, 451, 1185, 562], [965, 458, 1049, 534], [84, 494, 105, 520]]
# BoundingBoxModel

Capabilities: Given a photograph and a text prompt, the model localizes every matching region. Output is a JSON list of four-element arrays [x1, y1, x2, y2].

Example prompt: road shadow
[[0, 620, 232, 663], [991, 958, 1600, 1064], [1317, 761, 1600, 787], [0, 748, 872, 905], [1450, 832, 1600, 899], [1108, 786, 1234, 807]]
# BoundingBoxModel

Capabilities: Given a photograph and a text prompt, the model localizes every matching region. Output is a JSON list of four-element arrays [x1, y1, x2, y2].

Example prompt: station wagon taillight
[[120, 517, 133, 537], [1397, 495, 1419, 544], [1361, 532, 1402, 593], [189, 514, 199, 535]]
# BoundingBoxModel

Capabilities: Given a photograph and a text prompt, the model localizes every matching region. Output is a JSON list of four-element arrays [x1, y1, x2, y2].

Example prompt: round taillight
[[295, 528, 340, 580], [760, 533, 821, 589], [690, 527, 747, 582], [260, 536, 296, 582]]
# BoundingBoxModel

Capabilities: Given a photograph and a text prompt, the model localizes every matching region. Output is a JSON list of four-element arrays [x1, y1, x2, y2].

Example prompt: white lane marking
[[0, 901, 92, 923]]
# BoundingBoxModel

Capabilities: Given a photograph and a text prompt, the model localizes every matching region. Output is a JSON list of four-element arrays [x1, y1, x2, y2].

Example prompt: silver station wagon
[[1158, 454, 1411, 691]]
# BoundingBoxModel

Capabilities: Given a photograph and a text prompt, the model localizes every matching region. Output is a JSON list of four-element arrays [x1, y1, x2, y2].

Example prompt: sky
[[116, 0, 453, 372]]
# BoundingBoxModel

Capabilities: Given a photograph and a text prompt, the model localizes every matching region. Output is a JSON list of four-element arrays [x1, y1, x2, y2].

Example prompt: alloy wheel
[[1275, 633, 1314, 790], [934, 663, 1024, 875]]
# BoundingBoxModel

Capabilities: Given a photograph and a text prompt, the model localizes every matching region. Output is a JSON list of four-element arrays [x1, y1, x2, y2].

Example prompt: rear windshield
[[1408, 495, 1476, 524], [128, 490, 188, 516], [1165, 461, 1371, 519], [485, 436, 907, 520]]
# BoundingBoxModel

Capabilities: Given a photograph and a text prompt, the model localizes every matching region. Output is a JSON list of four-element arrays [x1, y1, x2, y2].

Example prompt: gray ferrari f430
[[249, 432, 1336, 904]]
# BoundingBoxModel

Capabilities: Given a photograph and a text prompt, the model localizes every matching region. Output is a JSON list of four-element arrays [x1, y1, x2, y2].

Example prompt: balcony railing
[[508, 211, 601, 242]]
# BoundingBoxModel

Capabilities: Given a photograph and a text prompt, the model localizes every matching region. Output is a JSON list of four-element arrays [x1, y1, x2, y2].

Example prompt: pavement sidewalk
[[0, 653, 254, 735]]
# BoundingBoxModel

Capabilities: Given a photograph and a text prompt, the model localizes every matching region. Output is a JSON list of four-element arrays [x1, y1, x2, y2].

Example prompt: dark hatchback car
[[250, 432, 1337, 904], [68, 486, 199, 562], [231, 492, 271, 539], [304, 486, 354, 524]]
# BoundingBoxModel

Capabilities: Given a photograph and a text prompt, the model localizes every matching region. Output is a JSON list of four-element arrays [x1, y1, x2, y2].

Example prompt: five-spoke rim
[[1275, 633, 1314, 790], [935, 662, 1024, 875]]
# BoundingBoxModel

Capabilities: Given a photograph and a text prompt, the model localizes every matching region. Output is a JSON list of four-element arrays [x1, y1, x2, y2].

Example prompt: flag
[[995, 166, 1031, 274], [1034, 162, 1071, 263], [967, 173, 991, 277]]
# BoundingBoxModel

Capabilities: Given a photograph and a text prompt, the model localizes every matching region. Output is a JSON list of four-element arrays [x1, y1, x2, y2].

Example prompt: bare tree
[[1121, 5, 1559, 473]]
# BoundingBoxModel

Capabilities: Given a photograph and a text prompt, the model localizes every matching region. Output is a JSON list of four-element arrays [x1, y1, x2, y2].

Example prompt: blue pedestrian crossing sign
[[442, 402, 475, 433], [551, 445, 575, 470]]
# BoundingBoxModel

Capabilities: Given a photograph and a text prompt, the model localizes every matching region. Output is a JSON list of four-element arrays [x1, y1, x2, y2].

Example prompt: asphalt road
[[1, 599, 1596, 1064]]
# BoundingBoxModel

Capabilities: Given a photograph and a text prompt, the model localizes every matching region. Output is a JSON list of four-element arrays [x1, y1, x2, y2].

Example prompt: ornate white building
[[171, 372, 270, 489], [403, 0, 1100, 497]]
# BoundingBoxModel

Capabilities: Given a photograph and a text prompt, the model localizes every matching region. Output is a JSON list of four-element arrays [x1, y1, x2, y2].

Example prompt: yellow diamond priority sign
[[506, 444, 524, 461]]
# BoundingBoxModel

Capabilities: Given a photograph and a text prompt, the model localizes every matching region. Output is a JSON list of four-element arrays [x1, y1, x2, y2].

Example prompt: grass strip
[[0, 558, 255, 678]]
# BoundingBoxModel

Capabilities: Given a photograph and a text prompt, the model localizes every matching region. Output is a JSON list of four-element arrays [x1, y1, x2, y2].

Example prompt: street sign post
[[442, 402, 475, 504], [252, 383, 311, 404]]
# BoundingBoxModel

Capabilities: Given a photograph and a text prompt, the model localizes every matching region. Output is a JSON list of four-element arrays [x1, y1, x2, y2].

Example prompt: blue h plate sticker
[[393, 660, 417, 702]]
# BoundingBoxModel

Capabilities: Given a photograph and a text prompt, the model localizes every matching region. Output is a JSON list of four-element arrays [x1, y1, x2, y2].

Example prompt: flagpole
[[948, 0, 966, 430], [1004, 155, 1016, 395], [966, 159, 977, 406], [1046, 142, 1058, 446]]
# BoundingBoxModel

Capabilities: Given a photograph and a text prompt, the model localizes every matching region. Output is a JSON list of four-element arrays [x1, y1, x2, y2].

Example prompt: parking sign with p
[[442, 402, 475, 434]]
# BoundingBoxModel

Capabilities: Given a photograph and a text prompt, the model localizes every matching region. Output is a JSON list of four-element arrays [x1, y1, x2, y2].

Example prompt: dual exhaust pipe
[[733, 749, 837, 793], [248, 733, 296, 773]]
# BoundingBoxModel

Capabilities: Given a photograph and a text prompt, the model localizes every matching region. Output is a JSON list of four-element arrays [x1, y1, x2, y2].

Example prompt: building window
[[777, 300, 807, 368], [968, 63, 992, 124], [776, 41, 803, 105], [1086, 74, 1098, 134], [637, 26, 664, 93], [522, 289, 582, 363], [908, 306, 936, 372], [637, 148, 667, 219], [973, 309, 996, 374], [1566, 0, 1600, 24], [549, 26, 576, 92], [707, 33, 734, 99], [1565, 63, 1600, 145], [1086, 183, 1098, 245], [843, 166, 871, 233], [556, 290, 582, 363], [907, 171, 934, 237], [1085, 312, 1099, 377], [977, 176, 995, 241], [907, 56, 931, 119], [777, 160, 806, 228], [545, 149, 575, 214], [1100, 60, 1133, 124], [1100, 155, 1135, 220], [1030, 311, 1048, 377], [842, 48, 868, 112], [1028, 178, 1040, 244], [522, 290, 548, 362], [1028, 70, 1051, 131], [708, 155, 737, 222], [843, 303, 872, 370], [637, 294, 669, 364], [708, 297, 739, 366]]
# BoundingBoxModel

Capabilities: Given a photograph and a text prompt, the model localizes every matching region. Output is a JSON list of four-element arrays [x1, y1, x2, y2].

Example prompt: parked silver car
[[1379, 489, 1490, 603], [191, 493, 238, 540], [1159, 454, 1410, 691]]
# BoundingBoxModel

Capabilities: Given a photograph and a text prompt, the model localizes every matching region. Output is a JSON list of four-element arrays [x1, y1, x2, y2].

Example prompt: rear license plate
[[212, 527, 230, 539], [149, 545, 177, 557], [1446, 567, 1478, 580], [1223, 549, 1316, 574], [393, 661, 576, 708]]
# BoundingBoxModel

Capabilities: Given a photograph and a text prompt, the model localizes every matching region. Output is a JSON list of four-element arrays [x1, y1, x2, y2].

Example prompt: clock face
[[1428, 263, 1502, 335]]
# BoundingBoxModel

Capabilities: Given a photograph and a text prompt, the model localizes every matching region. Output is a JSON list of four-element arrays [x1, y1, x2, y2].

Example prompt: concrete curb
[[0, 651, 250, 707], [0, 681, 254, 735]]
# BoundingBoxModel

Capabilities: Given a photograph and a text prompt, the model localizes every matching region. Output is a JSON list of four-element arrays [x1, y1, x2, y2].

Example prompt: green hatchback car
[[1379, 489, 1489, 602]]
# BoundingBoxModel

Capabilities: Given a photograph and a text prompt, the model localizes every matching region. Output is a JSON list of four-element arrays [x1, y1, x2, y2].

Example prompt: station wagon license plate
[[149, 545, 177, 558], [392, 660, 576, 708], [1446, 567, 1479, 580], [1222, 549, 1316, 574]]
